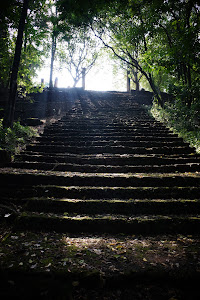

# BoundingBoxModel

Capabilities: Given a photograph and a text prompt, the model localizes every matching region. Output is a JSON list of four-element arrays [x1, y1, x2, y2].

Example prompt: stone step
[[54, 117, 162, 122], [48, 124, 169, 131], [15, 152, 200, 165], [1, 172, 200, 187], [25, 144, 194, 155], [44, 121, 169, 128], [1, 185, 200, 199], [41, 131, 179, 138], [56, 123, 166, 129], [5, 161, 200, 173], [43, 128, 172, 135], [37, 135, 184, 142], [15, 212, 200, 234], [34, 140, 188, 147], [59, 122, 165, 128], [60, 117, 163, 124], [24, 198, 200, 215]]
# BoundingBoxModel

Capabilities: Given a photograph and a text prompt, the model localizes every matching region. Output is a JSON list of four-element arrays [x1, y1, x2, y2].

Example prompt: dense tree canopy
[[0, 0, 50, 127], [0, 0, 22, 89], [58, 0, 199, 106], [0, 0, 48, 91]]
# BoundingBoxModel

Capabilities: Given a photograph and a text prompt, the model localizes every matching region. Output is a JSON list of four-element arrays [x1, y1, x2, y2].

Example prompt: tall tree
[[18, 0, 49, 95], [49, 1, 59, 88], [152, 0, 200, 106], [3, 0, 29, 128], [58, 28, 99, 87], [89, 1, 164, 105], [0, 0, 22, 90], [2, 0, 49, 127]]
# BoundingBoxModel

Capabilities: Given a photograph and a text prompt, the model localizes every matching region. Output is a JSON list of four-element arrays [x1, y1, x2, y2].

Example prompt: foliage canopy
[[0, 0, 199, 127]]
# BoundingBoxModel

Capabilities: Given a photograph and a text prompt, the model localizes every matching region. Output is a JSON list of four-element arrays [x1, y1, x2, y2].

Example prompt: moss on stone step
[[15, 212, 200, 234]]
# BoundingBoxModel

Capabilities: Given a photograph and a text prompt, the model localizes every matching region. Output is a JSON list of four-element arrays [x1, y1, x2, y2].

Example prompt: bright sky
[[35, 58, 127, 91]]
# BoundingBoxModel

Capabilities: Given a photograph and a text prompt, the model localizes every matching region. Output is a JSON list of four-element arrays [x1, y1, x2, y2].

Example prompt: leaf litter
[[1, 231, 200, 276], [1, 231, 199, 299]]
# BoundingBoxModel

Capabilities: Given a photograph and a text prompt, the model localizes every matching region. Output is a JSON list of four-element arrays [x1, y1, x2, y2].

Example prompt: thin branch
[[159, 24, 173, 48]]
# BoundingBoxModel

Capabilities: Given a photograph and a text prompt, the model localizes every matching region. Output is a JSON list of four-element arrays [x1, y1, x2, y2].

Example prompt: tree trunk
[[49, 5, 58, 89], [134, 69, 140, 91], [127, 70, 131, 92], [73, 79, 78, 88], [148, 73, 164, 107], [3, 0, 29, 128], [49, 34, 56, 88], [187, 63, 192, 108], [0, 10, 8, 89]]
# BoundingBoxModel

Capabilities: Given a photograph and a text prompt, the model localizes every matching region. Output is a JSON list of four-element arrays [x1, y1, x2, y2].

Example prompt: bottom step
[[15, 213, 200, 235]]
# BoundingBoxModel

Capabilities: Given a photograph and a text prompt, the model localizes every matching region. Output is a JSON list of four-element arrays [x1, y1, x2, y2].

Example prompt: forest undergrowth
[[0, 119, 38, 158], [150, 100, 200, 154]]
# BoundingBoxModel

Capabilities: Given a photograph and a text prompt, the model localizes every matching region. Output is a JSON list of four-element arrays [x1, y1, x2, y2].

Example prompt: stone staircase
[[1, 90, 200, 298], [1, 91, 200, 235]]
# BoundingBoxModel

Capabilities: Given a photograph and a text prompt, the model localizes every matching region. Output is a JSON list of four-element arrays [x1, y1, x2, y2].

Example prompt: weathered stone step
[[1, 172, 200, 187], [55, 117, 160, 122], [49, 124, 168, 131], [58, 122, 166, 130], [25, 144, 194, 155], [15, 212, 200, 234], [1, 185, 200, 199], [43, 128, 171, 135], [44, 121, 167, 127], [40, 131, 179, 137], [35, 140, 188, 148], [60, 117, 163, 124], [24, 198, 200, 215], [59, 116, 160, 121], [15, 152, 200, 165], [44, 126, 173, 135], [6, 161, 200, 173], [37, 135, 183, 142]]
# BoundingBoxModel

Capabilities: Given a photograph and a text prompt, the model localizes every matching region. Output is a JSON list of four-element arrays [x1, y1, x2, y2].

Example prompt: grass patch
[[149, 100, 200, 153], [0, 119, 38, 157]]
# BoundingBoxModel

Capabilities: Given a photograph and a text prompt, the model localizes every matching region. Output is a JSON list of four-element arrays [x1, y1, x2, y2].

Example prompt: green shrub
[[0, 120, 37, 156], [150, 100, 200, 153]]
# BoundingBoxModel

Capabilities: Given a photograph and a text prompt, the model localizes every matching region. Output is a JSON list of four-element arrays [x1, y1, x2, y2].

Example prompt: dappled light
[[1, 84, 200, 300], [0, 0, 200, 298], [1, 231, 199, 274]]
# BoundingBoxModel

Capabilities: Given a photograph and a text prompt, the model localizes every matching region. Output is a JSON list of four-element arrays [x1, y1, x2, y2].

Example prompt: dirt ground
[[0, 225, 200, 299]]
